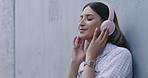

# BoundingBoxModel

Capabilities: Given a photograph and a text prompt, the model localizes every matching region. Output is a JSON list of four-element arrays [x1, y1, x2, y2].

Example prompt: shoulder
[[113, 46, 132, 58], [95, 44, 133, 78], [107, 45, 132, 64], [102, 43, 131, 58], [101, 43, 132, 61]]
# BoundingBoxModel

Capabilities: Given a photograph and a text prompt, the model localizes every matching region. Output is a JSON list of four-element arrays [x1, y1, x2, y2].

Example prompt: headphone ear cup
[[100, 20, 115, 35]]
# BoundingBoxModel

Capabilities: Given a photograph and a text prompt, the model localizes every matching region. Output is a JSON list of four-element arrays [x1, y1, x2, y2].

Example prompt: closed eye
[[87, 19, 92, 21]]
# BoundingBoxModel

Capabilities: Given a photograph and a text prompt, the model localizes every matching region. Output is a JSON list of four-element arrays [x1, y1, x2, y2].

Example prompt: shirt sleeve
[[96, 48, 133, 78]]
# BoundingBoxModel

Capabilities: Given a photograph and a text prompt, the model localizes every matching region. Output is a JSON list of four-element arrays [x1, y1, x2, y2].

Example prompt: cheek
[[87, 19, 102, 35], [88, 23, 101, 36], [87, 26, 96, 37], [88, 23, 99, 32]]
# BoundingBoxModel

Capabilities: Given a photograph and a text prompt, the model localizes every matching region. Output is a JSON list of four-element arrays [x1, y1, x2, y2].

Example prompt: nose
[[79, 19, 85, 27]]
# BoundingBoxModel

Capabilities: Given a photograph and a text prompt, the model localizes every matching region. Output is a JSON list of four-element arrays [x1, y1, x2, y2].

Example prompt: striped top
[[77, 43, 133, 78]]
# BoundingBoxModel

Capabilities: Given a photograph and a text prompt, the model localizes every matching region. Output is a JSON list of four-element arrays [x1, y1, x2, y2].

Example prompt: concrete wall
[[0, 0, 14, 78], [15, 0, 82, 78], [1, 0, 148, 78]]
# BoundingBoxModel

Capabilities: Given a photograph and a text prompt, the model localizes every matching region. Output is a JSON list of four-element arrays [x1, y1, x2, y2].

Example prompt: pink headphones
[[100, 1, 115, 35]]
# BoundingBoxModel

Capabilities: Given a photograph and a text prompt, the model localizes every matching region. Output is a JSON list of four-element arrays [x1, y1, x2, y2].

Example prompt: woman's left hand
[[71, 36, 86, 65], [86, 28, 109, 61]]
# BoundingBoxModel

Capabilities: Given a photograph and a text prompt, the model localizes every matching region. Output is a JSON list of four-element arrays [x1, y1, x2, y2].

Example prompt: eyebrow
[[80, 14, 94, 18]]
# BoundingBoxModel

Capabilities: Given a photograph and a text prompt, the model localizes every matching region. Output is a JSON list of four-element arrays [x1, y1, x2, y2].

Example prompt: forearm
[[67, 61, 80, 78], [82, 58, 96, 78], [83, 65, 95, 78]]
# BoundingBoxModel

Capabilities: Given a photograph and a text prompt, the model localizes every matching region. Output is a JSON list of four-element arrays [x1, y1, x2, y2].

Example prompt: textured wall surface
[[15, 0, 82, 78], [1, 0, 148, 78], [0, 0, 14, 78]]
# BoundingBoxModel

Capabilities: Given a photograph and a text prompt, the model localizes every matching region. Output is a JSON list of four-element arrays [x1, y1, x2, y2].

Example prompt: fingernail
[[95, 28, 98, 31]]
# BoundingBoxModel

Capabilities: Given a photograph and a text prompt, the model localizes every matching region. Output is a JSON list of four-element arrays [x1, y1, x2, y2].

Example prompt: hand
[[71, 36, 86, 65], [86, 28, 109, 61]]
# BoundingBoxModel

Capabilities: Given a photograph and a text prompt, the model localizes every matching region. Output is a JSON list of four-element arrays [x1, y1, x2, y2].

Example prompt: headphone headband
[[99, 1, 115, 35], [100, 1, 114, 21]]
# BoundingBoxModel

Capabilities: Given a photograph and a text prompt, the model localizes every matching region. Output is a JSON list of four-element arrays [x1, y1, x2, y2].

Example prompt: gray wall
[[0, 0, 14, 78], [0, 0, 148, 78], [15, 0, 82, 78]]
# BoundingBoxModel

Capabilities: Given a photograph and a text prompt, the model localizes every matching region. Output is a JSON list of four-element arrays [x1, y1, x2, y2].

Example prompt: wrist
[[85, 56, 96, 62], [84, 60, 96, 68], [70, 60, 81, 67]]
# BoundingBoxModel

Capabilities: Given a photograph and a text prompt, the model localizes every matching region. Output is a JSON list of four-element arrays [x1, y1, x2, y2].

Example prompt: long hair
[[83, 2, 130, 50]]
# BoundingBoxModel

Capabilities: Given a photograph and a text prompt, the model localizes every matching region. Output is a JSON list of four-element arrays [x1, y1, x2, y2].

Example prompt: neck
[[86, 37, 92, 44]]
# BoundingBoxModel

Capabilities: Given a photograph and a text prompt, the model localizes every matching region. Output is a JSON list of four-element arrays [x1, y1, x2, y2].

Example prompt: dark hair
[[83, 2, 130, 50]]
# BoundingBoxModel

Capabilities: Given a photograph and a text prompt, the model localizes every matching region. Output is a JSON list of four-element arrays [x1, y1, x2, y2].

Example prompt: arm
[[67, 28, 108, 78], [67, 36, 85, 78], [82, 28, 109, 78], [67, 61, 80, 78]]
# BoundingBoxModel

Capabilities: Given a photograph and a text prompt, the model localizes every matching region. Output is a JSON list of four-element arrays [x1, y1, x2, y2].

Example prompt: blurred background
[[0, 0, 148, 78]]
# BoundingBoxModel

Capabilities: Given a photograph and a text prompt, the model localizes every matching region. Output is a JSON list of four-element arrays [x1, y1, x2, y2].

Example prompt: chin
[[78, 34, 92, 40], [78, 34, 86, 39]]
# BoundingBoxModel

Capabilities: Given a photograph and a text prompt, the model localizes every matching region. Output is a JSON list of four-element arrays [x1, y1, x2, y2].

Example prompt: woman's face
[[78, 6, 102, 41]]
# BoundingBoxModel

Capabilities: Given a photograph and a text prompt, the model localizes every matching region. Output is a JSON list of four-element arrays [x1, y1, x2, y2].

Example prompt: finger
[[75, 36, 79, 46], [92, 28, 99, 41], [80, 39, 85, 50], [97, 28, 105, 41], [101, 28, 109, 42], [73, 36, 77, 46], [75, 36, 81, 46], [85, 41, 89, 51]]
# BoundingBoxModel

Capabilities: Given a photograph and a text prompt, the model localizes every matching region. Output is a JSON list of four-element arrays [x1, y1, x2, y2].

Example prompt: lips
[[79, 29, 87, 33]]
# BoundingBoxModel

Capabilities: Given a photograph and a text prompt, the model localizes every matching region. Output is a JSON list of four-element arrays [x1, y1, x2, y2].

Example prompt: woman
[[67, 1, 133, 78]]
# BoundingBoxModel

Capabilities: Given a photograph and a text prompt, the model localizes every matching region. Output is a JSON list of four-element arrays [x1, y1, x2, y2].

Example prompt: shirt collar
[[98, 43, 117, 58]]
